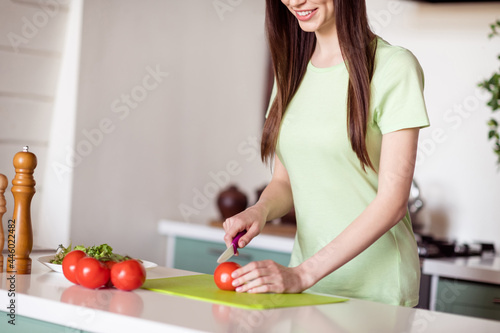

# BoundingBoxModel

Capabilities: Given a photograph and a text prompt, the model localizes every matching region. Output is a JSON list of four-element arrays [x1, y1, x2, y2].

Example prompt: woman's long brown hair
[[261, 0, 377, 171]]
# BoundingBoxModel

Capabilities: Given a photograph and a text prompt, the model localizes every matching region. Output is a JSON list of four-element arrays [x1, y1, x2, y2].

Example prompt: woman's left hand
[[231, 260, 312, 294]]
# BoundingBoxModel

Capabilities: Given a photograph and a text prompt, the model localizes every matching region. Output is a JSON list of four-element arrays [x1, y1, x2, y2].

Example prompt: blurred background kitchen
[[1, 0, 500, 267]]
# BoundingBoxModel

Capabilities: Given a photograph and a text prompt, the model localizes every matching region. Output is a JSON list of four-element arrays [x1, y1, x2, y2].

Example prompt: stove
[[416, 234, 496, 259]]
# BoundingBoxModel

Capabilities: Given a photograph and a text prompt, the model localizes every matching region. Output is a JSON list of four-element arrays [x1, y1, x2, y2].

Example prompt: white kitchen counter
[[422, 255, 500, 312], [423, 256, 500, 286], [1, 253, 500, 332]]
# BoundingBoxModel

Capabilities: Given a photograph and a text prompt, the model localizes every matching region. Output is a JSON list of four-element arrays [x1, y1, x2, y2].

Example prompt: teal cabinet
[[0, 313, 92, 333], [436, 277, 500, 321], [173, 236, 292, 274]]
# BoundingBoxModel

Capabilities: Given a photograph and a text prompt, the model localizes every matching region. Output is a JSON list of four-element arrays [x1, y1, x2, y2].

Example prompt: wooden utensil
[[7, 146, 37, 274], [0, 173, 8, 272]]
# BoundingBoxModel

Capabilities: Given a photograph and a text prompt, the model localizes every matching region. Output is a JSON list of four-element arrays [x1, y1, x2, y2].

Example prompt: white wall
[[37, 0, 82, 249], [366, 0, 500, 248], [67, 0, 271, 264], [0, 0, 69, 246]]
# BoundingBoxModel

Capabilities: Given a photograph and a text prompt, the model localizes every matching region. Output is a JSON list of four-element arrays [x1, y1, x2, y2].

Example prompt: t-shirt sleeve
[[373, 49, 430, 134]]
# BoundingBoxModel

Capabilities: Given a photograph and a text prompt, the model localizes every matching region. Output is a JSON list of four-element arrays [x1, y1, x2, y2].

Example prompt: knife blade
[[217, 231, 246, 264]]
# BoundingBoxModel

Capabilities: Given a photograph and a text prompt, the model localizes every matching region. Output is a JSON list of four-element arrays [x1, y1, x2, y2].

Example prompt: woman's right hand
[[222, 204, 268, 251], [223, 155, 293, 252]]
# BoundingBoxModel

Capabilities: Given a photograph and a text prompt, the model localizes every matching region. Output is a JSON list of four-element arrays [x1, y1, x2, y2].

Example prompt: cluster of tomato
[[62, 250, 146, 291]]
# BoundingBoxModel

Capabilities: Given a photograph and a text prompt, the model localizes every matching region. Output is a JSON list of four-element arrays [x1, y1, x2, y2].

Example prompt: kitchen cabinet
[[158, 219, 295, 272], [0, 313, 90, 333], [423, 256, 500, 321], [436, 277, 500, 321]]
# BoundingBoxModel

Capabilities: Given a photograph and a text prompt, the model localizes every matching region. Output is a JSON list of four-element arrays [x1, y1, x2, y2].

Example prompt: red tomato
[[75, 257, 110, 289], [214, 262, 241, 291], [110, 260, 146, 291], [103, 260, 117, 270], [103, 261, 117, 287], [62, 250, 87, 284]]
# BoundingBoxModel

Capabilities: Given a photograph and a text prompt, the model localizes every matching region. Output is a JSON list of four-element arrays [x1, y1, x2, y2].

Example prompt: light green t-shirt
[[274, 38, 430, 306]]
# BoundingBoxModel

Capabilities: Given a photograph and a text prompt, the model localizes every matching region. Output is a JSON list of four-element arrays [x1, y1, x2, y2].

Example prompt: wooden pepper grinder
[[7, 146, 37, 274], [0, 173, 8, 272]]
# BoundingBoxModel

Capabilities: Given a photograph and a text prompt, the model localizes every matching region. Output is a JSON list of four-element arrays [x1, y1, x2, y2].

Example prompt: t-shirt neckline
[[307, 59, 346, 73]]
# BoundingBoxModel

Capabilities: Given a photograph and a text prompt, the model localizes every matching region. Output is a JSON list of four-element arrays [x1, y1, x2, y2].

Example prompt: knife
[[217, 231, 247, 264]]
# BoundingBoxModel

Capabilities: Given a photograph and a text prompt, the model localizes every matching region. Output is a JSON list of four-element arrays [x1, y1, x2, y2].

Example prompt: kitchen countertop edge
[[422, 256, 500, 285]]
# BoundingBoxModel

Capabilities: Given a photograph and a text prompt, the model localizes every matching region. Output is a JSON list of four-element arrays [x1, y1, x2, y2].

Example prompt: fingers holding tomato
[[230, 260, 309, 294]]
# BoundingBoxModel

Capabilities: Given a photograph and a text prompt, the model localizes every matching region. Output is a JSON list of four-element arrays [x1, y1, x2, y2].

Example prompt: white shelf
[[157, 219, 295, 253], [423, 256, 500, 286]]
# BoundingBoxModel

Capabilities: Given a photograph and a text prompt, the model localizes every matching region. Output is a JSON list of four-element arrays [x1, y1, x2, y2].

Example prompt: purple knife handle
[[232, 231, 247, 253]]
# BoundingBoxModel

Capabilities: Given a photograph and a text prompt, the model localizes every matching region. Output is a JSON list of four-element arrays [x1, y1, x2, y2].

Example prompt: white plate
[[37, 255, 158, 273]]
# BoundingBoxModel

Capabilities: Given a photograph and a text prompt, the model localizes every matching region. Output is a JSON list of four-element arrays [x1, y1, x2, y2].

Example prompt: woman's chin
[[297, 22, 318, 33]]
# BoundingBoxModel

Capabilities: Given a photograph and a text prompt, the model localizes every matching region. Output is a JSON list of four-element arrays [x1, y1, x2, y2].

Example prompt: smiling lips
[[295, 8, 318, 21]]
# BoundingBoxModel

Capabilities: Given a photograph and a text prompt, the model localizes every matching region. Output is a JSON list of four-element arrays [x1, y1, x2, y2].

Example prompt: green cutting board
[[142, 274, 347, 310]]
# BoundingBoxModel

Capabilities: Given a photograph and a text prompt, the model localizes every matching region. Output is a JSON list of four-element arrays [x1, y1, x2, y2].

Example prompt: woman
[[222, 0, 429, 306]]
